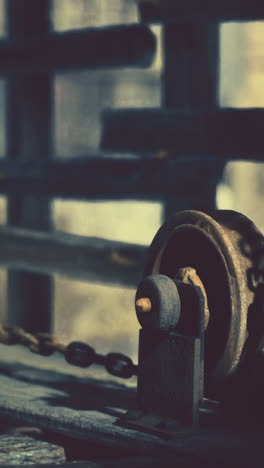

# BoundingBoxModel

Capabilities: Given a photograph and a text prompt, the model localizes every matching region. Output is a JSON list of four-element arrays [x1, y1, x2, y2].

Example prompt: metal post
[[6, 0, 53, 332]]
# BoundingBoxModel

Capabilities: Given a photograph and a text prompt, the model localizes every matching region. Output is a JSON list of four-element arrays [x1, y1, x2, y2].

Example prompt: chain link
[[0, 325, 137, 379]]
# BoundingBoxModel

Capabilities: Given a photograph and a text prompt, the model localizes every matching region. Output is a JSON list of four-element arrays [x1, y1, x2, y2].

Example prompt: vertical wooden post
[[162, 22, 224, 219], [6, 0, 53, 332]]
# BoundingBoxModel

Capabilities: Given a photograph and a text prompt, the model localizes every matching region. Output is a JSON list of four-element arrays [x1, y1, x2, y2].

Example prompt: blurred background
[[0, 0, 263, 362]]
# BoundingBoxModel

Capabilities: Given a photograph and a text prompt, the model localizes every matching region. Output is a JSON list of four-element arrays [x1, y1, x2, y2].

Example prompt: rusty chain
[[0, 325, 138, 379]]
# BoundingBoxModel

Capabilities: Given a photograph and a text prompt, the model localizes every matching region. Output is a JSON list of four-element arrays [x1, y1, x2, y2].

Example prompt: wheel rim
[[143, 210, 259, 398]]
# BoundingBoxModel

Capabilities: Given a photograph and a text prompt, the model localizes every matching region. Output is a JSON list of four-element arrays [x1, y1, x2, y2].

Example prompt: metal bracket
[[122, 275, 206, 436]]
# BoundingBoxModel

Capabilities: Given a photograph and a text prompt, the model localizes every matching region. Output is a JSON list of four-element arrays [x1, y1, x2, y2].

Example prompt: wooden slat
[[161, 22, 222, 217], [138, 0, 264, 22], [0, 156, 224, 200], [0, 345, 263, 467], [23, 457, 205, 468], [0, 226, 146, 287], [102, 108, 264, 160], [7, 0, 53, 333], [19, 459, 188, 468], [162, 23, 219, 110], [0, 25, 156, 73]]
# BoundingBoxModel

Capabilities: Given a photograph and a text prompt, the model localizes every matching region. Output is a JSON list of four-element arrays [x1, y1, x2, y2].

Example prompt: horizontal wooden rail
[[0, 156, 223, 199], [0, 226, 146, 287], [138, 0, 264, 22], [0, 25, 156, 73], [102, 108, 264, 160]]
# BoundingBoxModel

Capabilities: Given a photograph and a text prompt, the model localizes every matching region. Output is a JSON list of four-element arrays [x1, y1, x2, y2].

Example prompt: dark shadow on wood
[[0, 358, 137, 415]]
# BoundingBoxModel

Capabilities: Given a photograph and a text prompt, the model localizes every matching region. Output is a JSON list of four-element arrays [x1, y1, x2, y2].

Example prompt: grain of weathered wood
[[7, 454, 213, 468], [0, 226, 146, 287], [0, 433, 65, 465], [0, 345, 262, 467], [102, 108, 264, 160]]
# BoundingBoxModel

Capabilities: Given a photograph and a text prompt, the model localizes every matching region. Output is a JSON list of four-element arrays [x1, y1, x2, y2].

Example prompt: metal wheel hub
[[139, 209, 262, 399]]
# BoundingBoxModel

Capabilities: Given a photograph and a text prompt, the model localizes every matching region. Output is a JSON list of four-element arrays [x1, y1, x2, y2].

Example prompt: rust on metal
[[135, 298, 152, 313], [175, 267, 210, 329], [143, 209, 262, 400]]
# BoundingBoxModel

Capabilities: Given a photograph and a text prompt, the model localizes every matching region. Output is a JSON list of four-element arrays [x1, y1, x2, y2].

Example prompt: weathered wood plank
[[0, 345, 162, 452], [162, 23, 219, 110], [161, 22, 222, 216], [138, 0, 264, 22], [7, 0, 53, 332], [0, 345, 262, 467], [0, 25, 156, 73], [0, 433, 65, 465], [24, 459, 166, 468], [0, 226, 146, 287], [0, 156, 224, 200], [102, 108, 264, 160]]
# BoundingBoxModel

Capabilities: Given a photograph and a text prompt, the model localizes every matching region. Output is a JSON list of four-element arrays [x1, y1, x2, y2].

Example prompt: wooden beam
[[101, 108, 264, 160], [0, 156, 224, 200], [162, 22, 222, 217], [6, 0, 53, 333], [162, 23, 219, 110], [0, 25, 156, 73], [0, 226, 146, 287], [137, 0, 264, 22]]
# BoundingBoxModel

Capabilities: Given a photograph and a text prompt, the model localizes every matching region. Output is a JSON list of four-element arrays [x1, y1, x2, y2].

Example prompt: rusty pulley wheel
[[143, 210, 262, 399]]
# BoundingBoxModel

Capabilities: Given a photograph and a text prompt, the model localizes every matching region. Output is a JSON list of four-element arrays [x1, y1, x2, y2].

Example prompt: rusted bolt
[[135, 297, 152, 313]]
